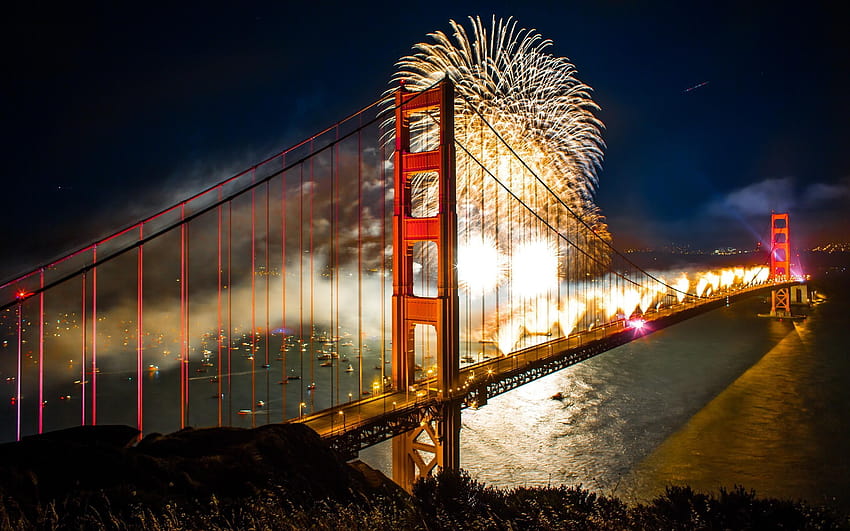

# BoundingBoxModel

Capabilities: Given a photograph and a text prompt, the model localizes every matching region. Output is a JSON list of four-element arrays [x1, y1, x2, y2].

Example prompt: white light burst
[[457, 237, 503, 293], [512, 240, 559, 296]]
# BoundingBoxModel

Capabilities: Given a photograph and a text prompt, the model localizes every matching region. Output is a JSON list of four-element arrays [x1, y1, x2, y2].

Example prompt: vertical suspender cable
[[186, 219, 191, 422], [507, 141, 513, 358], [217, 189, 223, 426], [332, 129, 339, 407], [227, 202, 233, 426], [476, 113, 484, 361], [492, 135, 496, 354], [179, 205, 186, 429], [137, 226, 144, 435], [38, 269, 44, 433], [265, 180, 270, 425], [251, 183, 257, 426], [15, 302, 22, 440], [92, 246, 97, 425], [380, 128, 387, 389], [81, 271, 87, 425], [299, 163, 304, 406], [281, 155, 287, 421], [309, 149, 315, 411], [357, 118, 363, 398]]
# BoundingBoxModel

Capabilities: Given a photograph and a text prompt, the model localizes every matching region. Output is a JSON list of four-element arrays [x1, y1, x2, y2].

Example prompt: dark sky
[[2, 1, 848, 282]]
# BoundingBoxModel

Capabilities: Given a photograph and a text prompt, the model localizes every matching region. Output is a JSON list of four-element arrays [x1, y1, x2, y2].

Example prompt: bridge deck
[[296, 281, 795, 458]]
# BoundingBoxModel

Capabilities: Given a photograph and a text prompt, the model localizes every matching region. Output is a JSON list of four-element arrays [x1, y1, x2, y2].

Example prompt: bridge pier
[[392, 400, 461, 492]]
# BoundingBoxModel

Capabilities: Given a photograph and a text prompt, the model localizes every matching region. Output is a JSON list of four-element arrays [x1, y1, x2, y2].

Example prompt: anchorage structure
[[391, 79, 461, 490]]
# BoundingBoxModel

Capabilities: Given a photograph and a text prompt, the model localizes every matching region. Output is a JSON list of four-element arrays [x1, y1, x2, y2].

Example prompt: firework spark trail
[[488, 266, 769, 353], [388, 15, 610, 281]]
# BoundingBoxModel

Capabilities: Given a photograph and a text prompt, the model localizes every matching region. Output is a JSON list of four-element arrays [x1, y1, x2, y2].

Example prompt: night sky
[[3, 2, 848, 282]]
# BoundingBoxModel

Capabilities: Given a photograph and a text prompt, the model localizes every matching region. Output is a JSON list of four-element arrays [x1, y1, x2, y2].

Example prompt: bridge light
[[628, 318, 646, 331]]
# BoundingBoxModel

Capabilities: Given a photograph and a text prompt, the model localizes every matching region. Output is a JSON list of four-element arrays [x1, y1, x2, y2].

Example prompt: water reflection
[[362, 279, 850, 512]]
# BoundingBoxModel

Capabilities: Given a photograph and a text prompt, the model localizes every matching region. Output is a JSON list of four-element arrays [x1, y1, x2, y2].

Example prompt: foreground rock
[[0, 423, 396, 522]]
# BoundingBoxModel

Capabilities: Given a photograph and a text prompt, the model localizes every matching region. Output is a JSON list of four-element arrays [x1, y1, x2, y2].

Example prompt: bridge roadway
[[295, 281, 796, 459]]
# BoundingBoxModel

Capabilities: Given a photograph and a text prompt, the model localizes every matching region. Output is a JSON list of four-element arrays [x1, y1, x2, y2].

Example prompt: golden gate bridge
[[0, 79, 803, 491]]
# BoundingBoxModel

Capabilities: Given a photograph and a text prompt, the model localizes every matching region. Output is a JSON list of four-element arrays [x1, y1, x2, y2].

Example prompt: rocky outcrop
[[0, 423, 392, 521]]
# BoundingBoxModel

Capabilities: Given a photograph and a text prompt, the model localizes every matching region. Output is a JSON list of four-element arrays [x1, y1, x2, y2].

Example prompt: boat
[[307, 382, 316, 390], [550, 392, 564, 400], [320, 360, 333, 367], [287, 375, 301, 380], [345, 364, 354, 373]]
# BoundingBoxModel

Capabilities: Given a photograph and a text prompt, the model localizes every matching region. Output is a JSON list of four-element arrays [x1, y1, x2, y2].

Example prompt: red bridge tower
[[391, 79, 461, 491], [768, 212, 791, 316]]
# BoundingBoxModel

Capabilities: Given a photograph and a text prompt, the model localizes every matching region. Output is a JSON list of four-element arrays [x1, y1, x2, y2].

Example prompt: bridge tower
[[391, 79, 461, 491], [768, 212, 791, 316]]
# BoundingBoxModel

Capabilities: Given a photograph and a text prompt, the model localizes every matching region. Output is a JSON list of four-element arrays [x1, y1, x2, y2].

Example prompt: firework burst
[[390, 15, 610, 283]]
